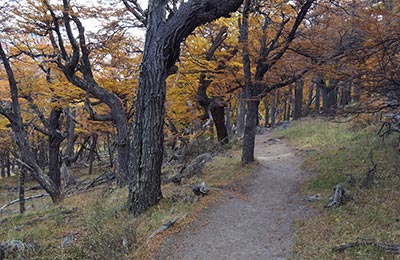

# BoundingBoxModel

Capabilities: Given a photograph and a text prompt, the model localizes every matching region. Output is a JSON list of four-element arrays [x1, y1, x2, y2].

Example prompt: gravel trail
[[154, 132, 312, 260]]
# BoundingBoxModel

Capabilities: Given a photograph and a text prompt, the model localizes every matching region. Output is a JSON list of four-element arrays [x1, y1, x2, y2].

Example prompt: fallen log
[[325, 184, 345, 208], [0, 194, 50, 213], [333, 240, 400, 254], [85, 172, 116, 190], [148, 215, 180, 241], [163, 153, 213, 184]]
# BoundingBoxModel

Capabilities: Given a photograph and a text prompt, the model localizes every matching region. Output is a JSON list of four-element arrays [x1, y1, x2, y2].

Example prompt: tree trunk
[[225, 104, 233, 139], [197, 74, 228, 144], [271, 91, 277, 127], [263, 96, 269, 127], [236, 92, 246, 136], [352, 77, 361, 103], [315, 78, 321, 114], [48, 108, 64, 191], [341, 81, 352, 106], [5, 151, 11, 177], [19, 169, 25, 214], [0, 43, 63, 203], [64, 107, 76, 166], [37, 139, 47, 168], [0, 152, 5, 178], [88, 133, 98, 175], [127, 0, 243, 216], [106, 134, 115, 168], [322, 79, 337, 113], [293, 80, 304, 120], [210, 98, 228, 144], [240, 0, 254, 165], [305, 82, 314, 116], [242, 100, 259, 164], [128, 49, 165, 216]]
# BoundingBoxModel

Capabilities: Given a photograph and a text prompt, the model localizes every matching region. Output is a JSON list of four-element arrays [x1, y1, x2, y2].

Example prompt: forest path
[[154, 131, 312, 260]]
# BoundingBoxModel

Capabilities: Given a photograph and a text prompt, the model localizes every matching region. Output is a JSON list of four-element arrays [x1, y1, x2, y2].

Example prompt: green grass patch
[[276, 118, 400, 260]]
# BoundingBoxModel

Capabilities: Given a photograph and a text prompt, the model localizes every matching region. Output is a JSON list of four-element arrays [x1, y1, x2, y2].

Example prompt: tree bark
[[315, 78, 322, 114], [19, 169, 25, 214], [128, 0, 243, 216], [305, 82, 314, 116], [0, 152, 5, 178], [293, 80, 304, 120], [242, 100, 259, 164], [271, 90, 277, 127], [263, 96, 269, 127], [88, 133, 98, 175], [225, 104, 233, 139], [48, 108, 64, 191], [64, 107, 76, 166], [210, 98, 229, 144], [5, 151, 10, 177], [236, 92, 246, 136]]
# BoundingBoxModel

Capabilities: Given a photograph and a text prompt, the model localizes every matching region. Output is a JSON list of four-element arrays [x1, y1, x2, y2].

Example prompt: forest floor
[[154, 131, 313, 260]]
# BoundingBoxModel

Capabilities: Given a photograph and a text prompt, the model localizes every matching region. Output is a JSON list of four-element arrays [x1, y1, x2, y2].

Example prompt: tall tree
[[0, 43, 63, 202], [128, 0, 243, 216], [240, 0, 315, 164]]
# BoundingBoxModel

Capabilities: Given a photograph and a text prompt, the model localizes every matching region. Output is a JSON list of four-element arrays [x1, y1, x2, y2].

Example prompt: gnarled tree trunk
[[128, 0, 243, 216]]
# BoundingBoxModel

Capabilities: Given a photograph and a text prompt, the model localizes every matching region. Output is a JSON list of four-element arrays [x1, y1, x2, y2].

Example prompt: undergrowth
[[276, 117, 400, 260], [0, 140, 249, 260]]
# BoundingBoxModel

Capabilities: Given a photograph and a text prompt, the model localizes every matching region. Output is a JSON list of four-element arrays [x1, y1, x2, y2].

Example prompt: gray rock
[[0, 240, 34, 259]]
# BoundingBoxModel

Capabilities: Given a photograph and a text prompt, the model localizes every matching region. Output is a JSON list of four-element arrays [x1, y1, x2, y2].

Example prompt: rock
[[192, 181, 209, 196], [282, 121, 290, 129], [61, 233, 78, 248], [307, 194, 321, 202], [0, 240, 34, 259]]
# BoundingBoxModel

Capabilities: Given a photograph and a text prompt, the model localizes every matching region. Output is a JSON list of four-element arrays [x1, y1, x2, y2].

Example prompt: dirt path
[[154, 132, 312, 260]]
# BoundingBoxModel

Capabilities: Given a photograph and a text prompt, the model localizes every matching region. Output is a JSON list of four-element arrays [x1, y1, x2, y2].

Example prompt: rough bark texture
[[315, 78, 322, 114], [263, 97, 269, 127], [128, 0, 243, 216], [293, 80, 304, 120], [64, 107, 76, 166], [236, 93, 246, 136], [305, 82, 314, 115], [19, 169, 25, 214], [242, 100, 259, 164], [225, 104, 233, 139], [271, 91, 277, 127], [48, 108, 63, 191]]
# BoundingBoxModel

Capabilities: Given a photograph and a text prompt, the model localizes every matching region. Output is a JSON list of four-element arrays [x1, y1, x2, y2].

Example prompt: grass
[[275, 117, 400, 260], [0, 140, 250, 260]]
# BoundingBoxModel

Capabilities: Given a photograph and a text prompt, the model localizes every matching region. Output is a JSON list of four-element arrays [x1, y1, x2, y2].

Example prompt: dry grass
[[0, 141, 250, 259], [276, 117, 400, 260]]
